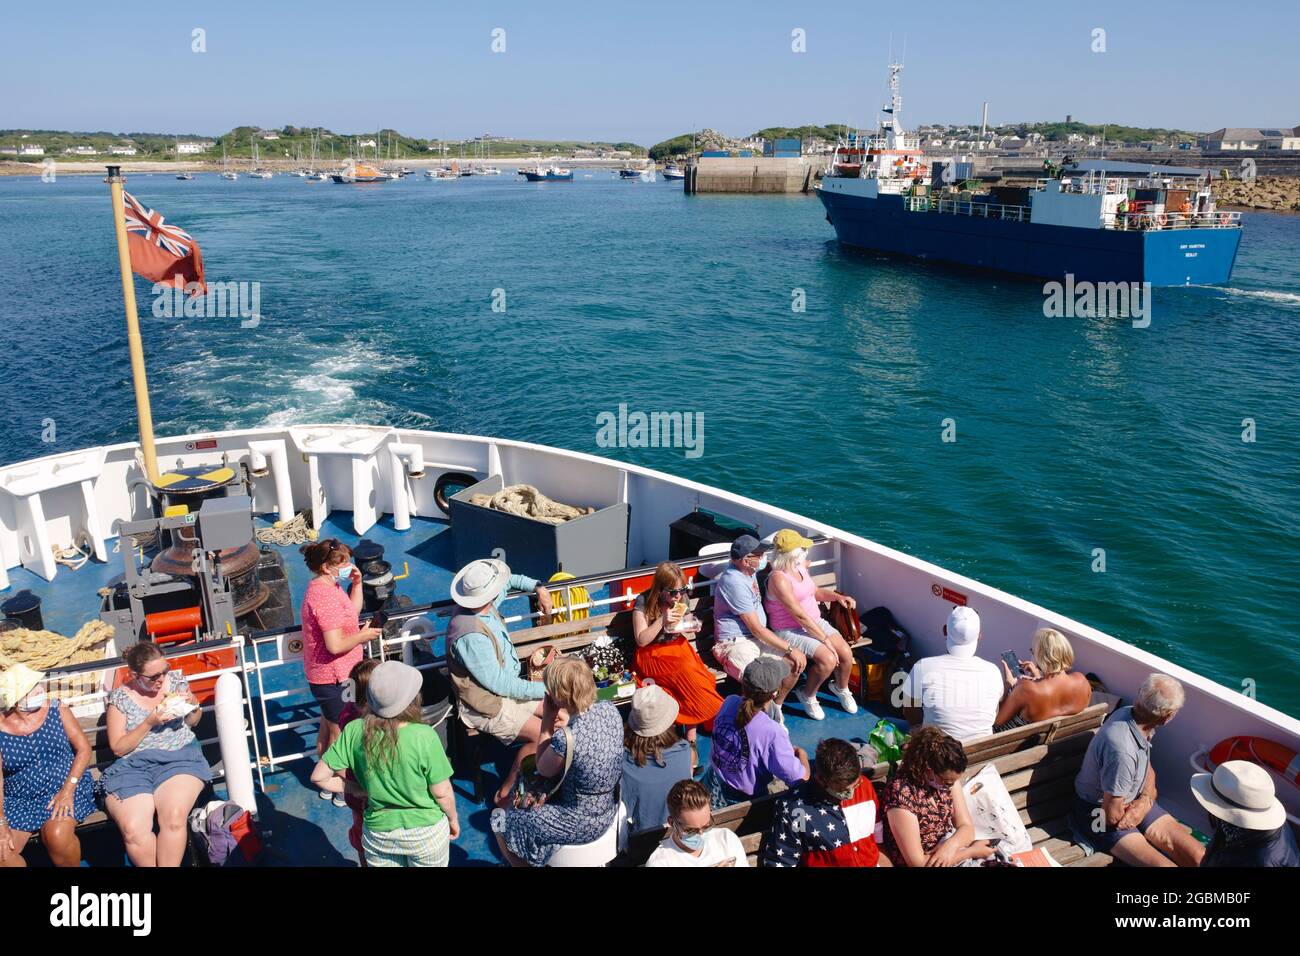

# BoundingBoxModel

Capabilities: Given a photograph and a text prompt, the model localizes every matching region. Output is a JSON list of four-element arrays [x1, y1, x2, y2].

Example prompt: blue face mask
[[337, 564, 355, 586], [677, 828, 707, 851]]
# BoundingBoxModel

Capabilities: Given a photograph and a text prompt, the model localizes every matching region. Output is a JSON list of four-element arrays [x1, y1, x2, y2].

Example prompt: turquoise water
[[2, 171, 1298, 716]]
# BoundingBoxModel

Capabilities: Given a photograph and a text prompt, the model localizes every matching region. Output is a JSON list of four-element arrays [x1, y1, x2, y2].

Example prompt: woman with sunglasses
[[646, 779, 748, 867], [102, 642, 210, 867], [631, 562, 725, 762]]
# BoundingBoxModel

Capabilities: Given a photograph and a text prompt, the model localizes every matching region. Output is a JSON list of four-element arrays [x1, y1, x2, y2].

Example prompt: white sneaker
[[829, 681, 858, 715], [799, 690, 825, 721]]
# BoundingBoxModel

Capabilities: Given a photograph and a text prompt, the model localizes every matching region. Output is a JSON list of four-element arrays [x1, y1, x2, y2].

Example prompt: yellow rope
[[0, 620, 115, 698], [255, 511, 318, 546], [468, 484, 593, 524], [548, 571, 590, 623]]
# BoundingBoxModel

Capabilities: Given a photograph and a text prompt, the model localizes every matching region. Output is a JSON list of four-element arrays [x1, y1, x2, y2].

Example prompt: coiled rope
[[0, 620, 115, 697], [468, 484, 593, 525], [255, 511, 319, 546]]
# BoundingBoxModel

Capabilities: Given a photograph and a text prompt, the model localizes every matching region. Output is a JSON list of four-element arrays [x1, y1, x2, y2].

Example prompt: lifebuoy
[[433, 471, 479, 516], [1209, 736, 1300, 787]]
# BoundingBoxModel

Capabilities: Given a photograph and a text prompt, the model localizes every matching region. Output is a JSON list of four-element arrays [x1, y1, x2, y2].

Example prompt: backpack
[[189, 799, 263, 867]]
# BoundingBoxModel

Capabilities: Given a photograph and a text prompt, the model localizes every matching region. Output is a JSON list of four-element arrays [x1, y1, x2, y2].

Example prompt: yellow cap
[[772, 529, 814, 553]]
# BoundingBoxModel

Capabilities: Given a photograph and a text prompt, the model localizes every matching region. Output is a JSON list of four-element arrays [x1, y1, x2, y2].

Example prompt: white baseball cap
[[945, 606, 981, 658]]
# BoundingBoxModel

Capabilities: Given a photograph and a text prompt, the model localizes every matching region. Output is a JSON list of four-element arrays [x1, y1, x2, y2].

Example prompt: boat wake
[[1201, 286, 1300, 307]]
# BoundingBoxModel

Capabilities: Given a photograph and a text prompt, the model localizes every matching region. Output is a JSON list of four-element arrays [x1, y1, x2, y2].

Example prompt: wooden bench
[[434, 569, 870, 802], [617, 699, 1114, 867]]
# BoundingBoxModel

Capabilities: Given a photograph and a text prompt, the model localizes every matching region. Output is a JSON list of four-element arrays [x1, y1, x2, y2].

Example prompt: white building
[[0, 147, 18, 155], [18, 144, 44, 156], [63, 145, 98, 156], [258, 129, 280, 140], [357, 139, 376, 148], [176, 141, 214, 154], [108, 145, 137, 155], [1201, 126, 1300, 150]]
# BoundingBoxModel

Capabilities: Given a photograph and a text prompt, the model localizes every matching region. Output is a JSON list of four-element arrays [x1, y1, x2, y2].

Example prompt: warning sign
[[930, 583, 968, 606]]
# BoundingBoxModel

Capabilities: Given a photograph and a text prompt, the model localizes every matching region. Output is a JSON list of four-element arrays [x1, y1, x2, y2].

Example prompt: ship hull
[[522, 172, 573, 181], [818, 187, 1241, 286]]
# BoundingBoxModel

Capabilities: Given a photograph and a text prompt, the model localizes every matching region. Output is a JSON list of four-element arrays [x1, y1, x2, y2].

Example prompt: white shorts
[[711, 637, 785, 682], [775, 619, 840, 658]]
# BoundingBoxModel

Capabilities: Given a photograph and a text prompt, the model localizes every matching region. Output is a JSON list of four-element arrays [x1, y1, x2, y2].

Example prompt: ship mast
[[882, 61, 905, 149]]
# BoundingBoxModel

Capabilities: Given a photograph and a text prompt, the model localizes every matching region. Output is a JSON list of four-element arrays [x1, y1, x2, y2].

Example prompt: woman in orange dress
[[631, 562, 725, 763]]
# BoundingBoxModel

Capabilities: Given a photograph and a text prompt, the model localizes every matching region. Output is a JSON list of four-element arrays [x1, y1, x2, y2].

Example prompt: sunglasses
[[138, 667, 170, 683], [663, 586, 690, 597], [674, 818, 713, 836]]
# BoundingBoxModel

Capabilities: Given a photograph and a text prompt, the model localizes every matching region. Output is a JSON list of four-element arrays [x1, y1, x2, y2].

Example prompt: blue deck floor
[[7, 512, 900, 866]]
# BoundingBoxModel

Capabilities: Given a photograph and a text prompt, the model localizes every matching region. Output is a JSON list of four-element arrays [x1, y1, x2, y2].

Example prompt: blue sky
[[2, 0, 1296, 144]]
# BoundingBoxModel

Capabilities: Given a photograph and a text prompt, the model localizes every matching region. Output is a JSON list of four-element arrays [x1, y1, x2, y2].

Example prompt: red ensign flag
[[123, 191, 207, 295]]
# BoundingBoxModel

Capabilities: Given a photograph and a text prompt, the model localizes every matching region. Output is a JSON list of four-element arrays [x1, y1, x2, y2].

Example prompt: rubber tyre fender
[[433, 471, 478, 516]]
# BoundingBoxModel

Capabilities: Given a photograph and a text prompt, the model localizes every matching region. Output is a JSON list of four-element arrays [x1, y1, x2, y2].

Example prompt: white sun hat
[[1190, 760, 1288, 831], [451, 558, 512, 609]]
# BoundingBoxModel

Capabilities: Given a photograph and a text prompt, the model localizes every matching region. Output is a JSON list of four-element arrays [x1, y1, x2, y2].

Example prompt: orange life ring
[[1209, 736, 1300, 787]]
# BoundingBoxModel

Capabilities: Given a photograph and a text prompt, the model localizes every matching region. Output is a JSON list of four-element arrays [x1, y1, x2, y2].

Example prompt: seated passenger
[[899, 606, 1001, 741], [764, 529, 858, 720], [101, 643, 211, 868], [0, 665, 96, 868], [701, 659, 809, 809], [709, 535, 805, 711], [645, 779, 749, 867], [764, 737, 891, 867], [1069, 673, 1204, 867], [313, 661, 458, 867], [631, 561, 725, 758], [1193, 760, 1299, 868], [879, 726, 994, 867], [993, 627, 1092, 731], [448, 558, 555, 807], [498, 657, 624, 867], [622, 685, 692, 834]]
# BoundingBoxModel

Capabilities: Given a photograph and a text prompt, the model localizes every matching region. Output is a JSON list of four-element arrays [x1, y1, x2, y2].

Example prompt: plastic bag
[[866, 719, 909, 767]]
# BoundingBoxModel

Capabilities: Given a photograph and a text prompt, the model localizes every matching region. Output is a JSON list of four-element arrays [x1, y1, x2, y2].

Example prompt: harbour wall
[[684, 156, 814, 194]]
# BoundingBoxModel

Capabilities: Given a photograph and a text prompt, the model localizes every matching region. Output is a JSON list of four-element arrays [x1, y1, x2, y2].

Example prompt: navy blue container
[[1, 589, 43, 630]]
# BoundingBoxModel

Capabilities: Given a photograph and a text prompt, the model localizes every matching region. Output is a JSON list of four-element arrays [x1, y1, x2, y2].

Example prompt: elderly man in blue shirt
[[448, 558, 556, 807]]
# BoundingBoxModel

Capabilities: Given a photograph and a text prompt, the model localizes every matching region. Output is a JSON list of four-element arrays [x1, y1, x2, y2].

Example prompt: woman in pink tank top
[[764, 530, 859, 720]]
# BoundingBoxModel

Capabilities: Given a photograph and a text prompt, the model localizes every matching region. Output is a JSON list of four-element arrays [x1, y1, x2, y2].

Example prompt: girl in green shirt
[[313, 661, 459, 866]]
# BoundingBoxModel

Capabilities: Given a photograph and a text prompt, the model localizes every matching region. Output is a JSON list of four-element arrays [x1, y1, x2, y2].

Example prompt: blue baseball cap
[[729, 534, 768, 560]]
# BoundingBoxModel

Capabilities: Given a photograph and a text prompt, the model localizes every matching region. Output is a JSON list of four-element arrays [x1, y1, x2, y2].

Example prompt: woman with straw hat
[[1192, 760, 1299, 867], [0, 664, 96, 867]]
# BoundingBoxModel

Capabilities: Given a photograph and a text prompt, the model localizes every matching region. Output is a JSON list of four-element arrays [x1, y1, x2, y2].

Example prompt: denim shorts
[[102, 744, 212, 801], [1068, 796, 1169, 854]]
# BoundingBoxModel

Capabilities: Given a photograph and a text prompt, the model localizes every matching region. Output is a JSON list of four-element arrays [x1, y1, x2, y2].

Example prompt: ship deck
[[11, 512, 892, 867]]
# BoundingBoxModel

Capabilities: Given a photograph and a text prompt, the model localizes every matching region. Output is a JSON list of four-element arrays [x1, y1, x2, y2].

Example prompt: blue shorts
[[1069, 796, 1169, 854], [310, 681, 350, 724], [102, 745, 212, 801]]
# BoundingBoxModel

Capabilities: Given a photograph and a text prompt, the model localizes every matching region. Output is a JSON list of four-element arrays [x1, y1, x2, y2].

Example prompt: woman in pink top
[[299, 539, 382, 788], [764, 529, 857, 721]]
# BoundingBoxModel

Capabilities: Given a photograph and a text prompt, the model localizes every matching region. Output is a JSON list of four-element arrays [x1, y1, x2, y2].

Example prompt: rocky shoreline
[[1213, 176, 1300, 212]]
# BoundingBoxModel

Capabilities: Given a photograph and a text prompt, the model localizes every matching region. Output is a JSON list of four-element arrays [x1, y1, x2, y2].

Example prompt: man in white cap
[[898, 606, 1001, 741], [1194, 760, 1299, 867], [447, 559, 555, 807]]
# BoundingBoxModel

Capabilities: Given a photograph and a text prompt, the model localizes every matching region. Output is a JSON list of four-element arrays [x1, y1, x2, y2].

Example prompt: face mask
[[19, 689, 45, 712], [826, 782, 858, 802], [925, 773, 948, 791], [337, 564, 355, 585], [677, 827, 707, 851]]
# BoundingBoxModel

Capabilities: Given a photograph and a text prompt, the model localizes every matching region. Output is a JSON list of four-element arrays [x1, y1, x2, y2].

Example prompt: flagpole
[[105, 164, 160, 484]]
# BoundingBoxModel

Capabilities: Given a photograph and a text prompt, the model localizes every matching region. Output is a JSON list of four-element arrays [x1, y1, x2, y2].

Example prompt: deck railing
[[930, 198, 1032, 222], [1106, 210, 1242, 231]]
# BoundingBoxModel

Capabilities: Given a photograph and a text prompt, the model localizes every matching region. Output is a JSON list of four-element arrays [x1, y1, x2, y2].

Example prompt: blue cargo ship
[[817, 65, 1242, 286]]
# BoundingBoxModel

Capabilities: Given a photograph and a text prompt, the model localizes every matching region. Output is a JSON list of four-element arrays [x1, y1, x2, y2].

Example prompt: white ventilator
[[216, 671, 256, 814]]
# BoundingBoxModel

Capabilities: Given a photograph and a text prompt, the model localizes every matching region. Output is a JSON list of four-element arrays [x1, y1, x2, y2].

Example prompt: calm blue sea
[[1, 171, 1298, 715]]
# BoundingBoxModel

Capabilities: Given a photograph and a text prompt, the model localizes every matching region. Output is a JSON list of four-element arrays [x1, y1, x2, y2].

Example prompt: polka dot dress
[[0, 700, 96, 832]]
